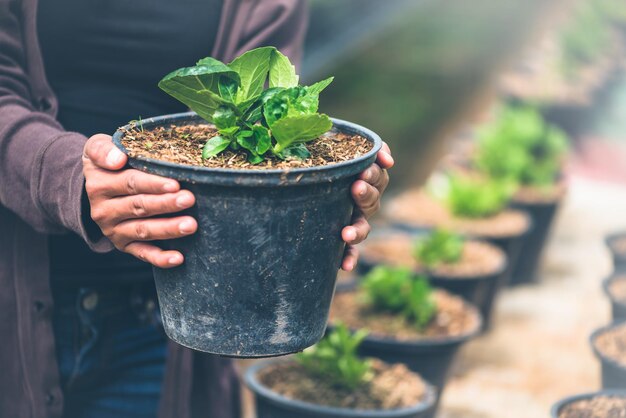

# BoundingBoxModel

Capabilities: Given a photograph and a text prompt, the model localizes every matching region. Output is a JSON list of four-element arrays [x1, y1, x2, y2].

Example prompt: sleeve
[[0, 0, 112, 252]]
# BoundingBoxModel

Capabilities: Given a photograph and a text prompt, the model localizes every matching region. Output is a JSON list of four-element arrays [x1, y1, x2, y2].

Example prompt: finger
[[359, 163, 390, 194], [102, 169, 180, 197], [341, 246, 359, 272], [342, 216, 371, 246], [376, 142, 394, 169], [351, 180, 380, 218], [112, 216, 197, 247], [95, 190, 195, 224], [124, 242, 185, 268], [83, 134, 127, 171]]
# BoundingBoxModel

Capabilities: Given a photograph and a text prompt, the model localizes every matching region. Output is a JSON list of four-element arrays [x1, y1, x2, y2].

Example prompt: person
[[0, 1, 393, 417]]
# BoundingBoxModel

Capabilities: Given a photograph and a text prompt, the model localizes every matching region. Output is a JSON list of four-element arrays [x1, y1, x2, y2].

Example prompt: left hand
[[341, 142, 393, 271]]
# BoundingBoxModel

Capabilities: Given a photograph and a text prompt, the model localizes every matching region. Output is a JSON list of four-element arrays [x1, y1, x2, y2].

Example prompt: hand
[[82, 134, 197, 268], [342, 142, 393, 271]]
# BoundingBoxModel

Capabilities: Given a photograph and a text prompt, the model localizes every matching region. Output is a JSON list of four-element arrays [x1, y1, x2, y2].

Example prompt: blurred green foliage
[[414, 229, 464, 268], [475, 105, 568, 187], [445, 174, 514, 218], [296, 323, 372, 389], [361, 266, 436, 329]]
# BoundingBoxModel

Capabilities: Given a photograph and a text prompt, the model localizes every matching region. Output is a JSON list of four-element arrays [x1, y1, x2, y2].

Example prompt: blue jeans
[[52, 282, 167, 418]]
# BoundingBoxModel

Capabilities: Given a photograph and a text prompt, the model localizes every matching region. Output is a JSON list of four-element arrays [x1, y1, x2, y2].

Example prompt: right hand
[[82, 134, 197, 268]]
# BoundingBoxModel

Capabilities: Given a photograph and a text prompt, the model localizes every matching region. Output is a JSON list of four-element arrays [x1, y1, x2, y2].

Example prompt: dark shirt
[[38, 0, 222, 281]]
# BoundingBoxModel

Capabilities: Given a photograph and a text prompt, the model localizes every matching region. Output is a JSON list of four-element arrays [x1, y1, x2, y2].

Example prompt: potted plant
[[603, 273, 626, 320], [474, 105, 568, 285], [606, 231, 626, 271], [112, 47, 382, 357], [244, 324, 437, 418], [358, 229, 506, 329], [330, 265, 481, 416], [387, 173, 530, 284], [591, 320, 626, 389], [551, 390, 626, 418]]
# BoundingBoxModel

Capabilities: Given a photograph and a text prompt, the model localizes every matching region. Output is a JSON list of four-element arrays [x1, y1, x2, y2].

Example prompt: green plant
[[414, 229, 464, 268], [475, 106, 568, 188], [445, 174, 514, 218], [296, 323, 372, 389], [157, 47, 334, 163], [361, 266, 436, 329], [129, 116, 144, 133]]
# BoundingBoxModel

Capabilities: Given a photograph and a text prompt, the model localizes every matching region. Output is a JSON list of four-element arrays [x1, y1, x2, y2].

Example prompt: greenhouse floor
[[438, 175, 626, 418]]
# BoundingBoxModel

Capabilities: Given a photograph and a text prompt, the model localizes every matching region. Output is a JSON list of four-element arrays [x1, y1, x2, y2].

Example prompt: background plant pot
[[606, 232, 626, 272], [550, 390, 626, 418], [337, 307, 481, 418], [113, 112, 381, 357], [244, 360, 438, 418], [509, 197, 562, 286], [590, 320, 626, 389], [603, 274, 626, 321]]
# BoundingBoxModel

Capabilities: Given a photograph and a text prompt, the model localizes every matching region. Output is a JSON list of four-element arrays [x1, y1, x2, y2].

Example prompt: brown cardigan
[[0, 1, 308, 417]]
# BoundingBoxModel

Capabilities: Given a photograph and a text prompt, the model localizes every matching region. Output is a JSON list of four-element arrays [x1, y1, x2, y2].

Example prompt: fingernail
[[163, 182, 178, 192], [176, 194, 192, 208], [169, 254, 182, 265], [383, 151, 395, 165], [106, 148, 125, 166], [344, 260, 354, 271], [179, 219, 195, 233], [345, 228, 357, 241]]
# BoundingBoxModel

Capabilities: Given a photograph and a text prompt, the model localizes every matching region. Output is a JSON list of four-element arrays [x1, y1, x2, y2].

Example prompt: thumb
[[83, 134, 127, 170]]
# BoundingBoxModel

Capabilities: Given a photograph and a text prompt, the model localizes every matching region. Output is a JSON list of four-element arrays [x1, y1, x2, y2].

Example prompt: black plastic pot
[[591, 320, 626, 389], [113, 112, 381, 357], [550, 390, 626, 418], [603, 274, 626, 321], [509, 197, 561, 285], [606, 232, 626, 272], [244, 360, 438, 418]]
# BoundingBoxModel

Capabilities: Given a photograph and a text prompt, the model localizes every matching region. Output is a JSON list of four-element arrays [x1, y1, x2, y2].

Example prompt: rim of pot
[[606, 232, 626, 260], [358, 228, 509, 282], [331, 293, 483, 348], [113, 112, 383, 187], [589, 318, 626, 370], [387, 211, 534, 241], [550, 389, 626, 418], [244, 359, 438, 417], [602, 272, 626, 309]]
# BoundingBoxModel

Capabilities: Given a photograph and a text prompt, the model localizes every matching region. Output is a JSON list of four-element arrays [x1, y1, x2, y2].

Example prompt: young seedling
[[129, 116, 145, 133], [445, 174, 514, 219], [475, 105, 568, 188], [296, 323, 372, 390], [157, 47, 334, 163], [414, 229, 464, 268], [361, 266, 437, 330]]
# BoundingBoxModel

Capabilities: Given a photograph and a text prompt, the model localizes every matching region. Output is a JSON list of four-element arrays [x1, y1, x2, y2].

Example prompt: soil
[[513, 183, 566, 205], [258, 359, 427, 410], [330, 288, 481, 340], [361, 234, 506, 278], [609, 276, 626, 303], [558, 396, 626, 418], [594, 322, 626, 367], [386, 189, 530, 238], [121, 123, 373, 170]]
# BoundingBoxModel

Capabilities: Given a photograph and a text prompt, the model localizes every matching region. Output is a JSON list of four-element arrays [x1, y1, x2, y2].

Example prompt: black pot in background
[[509, 197, 561, 286], [244, 360, 438, 418], [113, 112, 381, 357], [341, 302, 482, 418], [590, 320, 626, 389], [606, 232, 626, 272], [603, 274, 626, 321], [550, 390, 626, 418]]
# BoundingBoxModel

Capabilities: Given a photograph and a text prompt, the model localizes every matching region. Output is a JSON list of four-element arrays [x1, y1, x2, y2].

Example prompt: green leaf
[[218, 126, 239, 136], [269, 49, 299, 88], [414, 229, 464, 268], [218, 77, 238, 103], [252, 125, 271, 155], [306, 77, 334, 96], [228, 47, 274, 103], [202, 136, 231, 160], [272, 114, 333, 153], [278, 143, 311, 160], [212, 107, 237, 130]]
